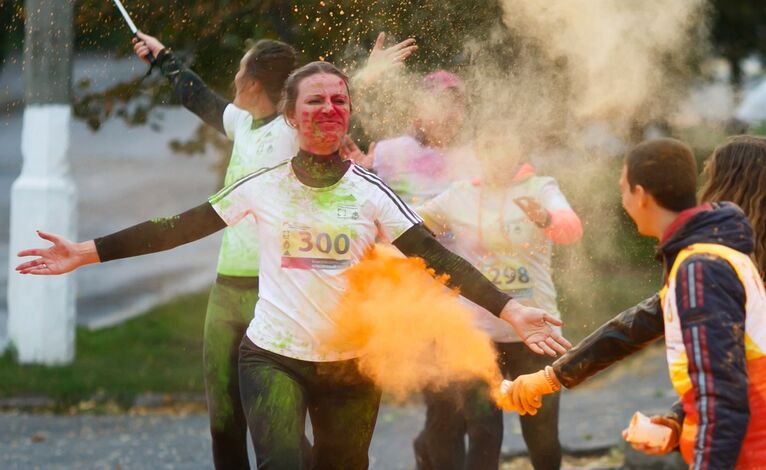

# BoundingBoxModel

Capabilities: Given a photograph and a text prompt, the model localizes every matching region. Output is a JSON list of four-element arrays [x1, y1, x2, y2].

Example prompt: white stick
[[112, 0, 139, 35]]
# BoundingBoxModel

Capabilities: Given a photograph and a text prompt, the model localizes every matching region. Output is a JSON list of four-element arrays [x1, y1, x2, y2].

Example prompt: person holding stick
[[129, 30, 415, 469], [18, 61, 570, 469]]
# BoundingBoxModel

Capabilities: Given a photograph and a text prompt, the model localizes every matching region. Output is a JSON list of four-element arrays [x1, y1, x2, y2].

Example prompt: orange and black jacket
[[553, 203, 760, 469]]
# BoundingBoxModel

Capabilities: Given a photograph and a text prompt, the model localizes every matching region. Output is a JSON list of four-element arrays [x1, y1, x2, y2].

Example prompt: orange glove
[[500, 366, 561, 415]]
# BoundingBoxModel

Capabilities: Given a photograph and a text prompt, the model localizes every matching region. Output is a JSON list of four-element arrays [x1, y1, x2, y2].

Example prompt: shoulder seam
[[210, 160, 289, 203], [351, 166, 423, 225]]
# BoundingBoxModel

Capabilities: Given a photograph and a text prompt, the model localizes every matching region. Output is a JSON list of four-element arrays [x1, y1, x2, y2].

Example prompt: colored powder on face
[[322, 244, 505, 402]]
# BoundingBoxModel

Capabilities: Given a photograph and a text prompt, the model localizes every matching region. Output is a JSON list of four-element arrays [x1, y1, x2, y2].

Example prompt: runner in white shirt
[[415, 129, 583, 470], [17, 62, 570, 469], [133, 31, 416, 469], [135, 33, 299, 469]]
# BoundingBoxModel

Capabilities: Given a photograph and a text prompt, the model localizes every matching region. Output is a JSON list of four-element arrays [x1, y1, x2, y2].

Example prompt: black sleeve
[[95, 202, 226, 262], [392, 224, 511, 316], [552, 294, 663, 389], [156, 49, 230, 135]]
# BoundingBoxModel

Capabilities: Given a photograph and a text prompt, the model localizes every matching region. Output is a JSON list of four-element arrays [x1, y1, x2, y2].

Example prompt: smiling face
[[288, 73, 351, 155]]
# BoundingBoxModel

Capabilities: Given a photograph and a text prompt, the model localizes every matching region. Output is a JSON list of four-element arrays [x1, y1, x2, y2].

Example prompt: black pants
[[239, 337, 382, 470], [414, 342, 562, 470]]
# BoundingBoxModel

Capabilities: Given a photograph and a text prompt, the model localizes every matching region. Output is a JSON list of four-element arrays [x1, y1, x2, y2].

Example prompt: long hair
[[700, 135, 766, 275]]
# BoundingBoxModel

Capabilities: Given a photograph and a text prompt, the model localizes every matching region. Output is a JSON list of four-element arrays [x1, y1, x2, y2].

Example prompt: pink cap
[[422, 70, 464, 94]]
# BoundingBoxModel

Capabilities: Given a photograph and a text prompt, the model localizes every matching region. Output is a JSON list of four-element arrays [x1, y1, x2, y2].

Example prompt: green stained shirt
[[216, 105, 299, 277]]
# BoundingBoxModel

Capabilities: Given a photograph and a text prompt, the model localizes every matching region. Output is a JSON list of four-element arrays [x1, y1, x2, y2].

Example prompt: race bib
[[281, 222, 353, 270], [481, 261, 534, 298]]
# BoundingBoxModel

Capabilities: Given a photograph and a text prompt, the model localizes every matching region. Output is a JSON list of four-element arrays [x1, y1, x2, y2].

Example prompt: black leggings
[[414, 341, 561, 470], [238, 337, 382, 470]]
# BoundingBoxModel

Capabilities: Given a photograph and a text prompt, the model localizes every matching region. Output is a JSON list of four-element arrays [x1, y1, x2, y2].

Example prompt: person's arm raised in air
[[133, 32, 230, 135], [351, 32, 417, 86], [133, 31, 417, 141]]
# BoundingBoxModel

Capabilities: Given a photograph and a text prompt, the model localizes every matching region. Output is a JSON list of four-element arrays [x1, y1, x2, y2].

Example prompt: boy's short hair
[[625, 138, 698, 212]]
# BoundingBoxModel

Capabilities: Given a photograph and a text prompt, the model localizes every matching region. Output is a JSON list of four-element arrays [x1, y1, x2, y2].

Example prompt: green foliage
[[0, 291, 208, 408], [711, 0, 766, 86]]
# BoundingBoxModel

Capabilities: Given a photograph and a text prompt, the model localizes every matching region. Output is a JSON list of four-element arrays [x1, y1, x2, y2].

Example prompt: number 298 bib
[[281, 221, 352, 270], [481, 260, 534, 298]]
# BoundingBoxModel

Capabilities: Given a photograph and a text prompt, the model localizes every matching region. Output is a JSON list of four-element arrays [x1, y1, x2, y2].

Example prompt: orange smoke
[[324, 244, 505, 401]]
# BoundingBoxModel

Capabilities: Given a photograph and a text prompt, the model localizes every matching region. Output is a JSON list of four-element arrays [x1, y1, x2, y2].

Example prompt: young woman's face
[[290, 73, 351, 155]]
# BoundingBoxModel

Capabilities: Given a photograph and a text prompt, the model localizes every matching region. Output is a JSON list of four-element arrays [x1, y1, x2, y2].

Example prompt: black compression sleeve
[[551, 294, 663, 389], [392, 224, 511, 316], [156, 49, 229, 135], [94, 202, 226, 262]]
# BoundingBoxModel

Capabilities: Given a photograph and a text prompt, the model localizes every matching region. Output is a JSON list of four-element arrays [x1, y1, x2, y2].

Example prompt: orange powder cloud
[[323, 244, 505, 402]]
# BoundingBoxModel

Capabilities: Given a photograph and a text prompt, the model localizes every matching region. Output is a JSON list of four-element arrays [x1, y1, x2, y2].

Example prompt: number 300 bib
[[281, 222, 353, 270]]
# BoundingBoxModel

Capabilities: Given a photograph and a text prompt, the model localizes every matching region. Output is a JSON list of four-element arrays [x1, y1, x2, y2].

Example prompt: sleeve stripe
[[351, 167, 423, 225], [209, 160, 289, 204], [352, 166, 423, 224], [695, 262, 705, 307], [686, 324, 715, 470], [688, 262, 697, 309]]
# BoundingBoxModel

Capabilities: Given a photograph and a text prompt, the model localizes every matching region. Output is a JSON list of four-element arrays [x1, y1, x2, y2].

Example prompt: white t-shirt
[[209, 161, 421, 361], [418, 170, 572, 342], [216, 105, 299, 277]]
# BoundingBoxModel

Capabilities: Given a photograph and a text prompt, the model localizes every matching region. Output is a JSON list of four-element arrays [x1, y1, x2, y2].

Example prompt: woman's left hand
[[513, 197, 550, 228], [500, 299, 572, 356]]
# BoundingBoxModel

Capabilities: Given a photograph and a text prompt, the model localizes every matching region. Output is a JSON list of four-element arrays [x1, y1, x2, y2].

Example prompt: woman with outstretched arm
[[129, 30, 415, 469], [18, 61, 569, 469]]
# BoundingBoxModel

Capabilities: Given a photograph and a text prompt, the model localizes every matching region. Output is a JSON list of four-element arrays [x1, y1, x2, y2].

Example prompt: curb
[[0, 392, 206, 412]]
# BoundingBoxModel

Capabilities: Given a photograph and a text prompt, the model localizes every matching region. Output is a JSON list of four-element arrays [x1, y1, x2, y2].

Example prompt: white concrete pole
[[7, 0, 77, 364]]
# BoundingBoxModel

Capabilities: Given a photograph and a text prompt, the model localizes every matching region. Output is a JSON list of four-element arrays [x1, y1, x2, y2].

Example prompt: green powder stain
[[150, 215, 181, 230], [312, 190, 356, 209]]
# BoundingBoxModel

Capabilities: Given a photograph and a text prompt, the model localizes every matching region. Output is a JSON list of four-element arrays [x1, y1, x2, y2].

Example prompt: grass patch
[[0, 290, 209, 408]]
